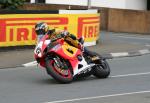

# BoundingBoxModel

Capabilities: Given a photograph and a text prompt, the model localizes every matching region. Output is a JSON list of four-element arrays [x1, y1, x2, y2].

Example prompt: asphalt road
[[0, 54, 150, 103], [102, 31, 150, 47]]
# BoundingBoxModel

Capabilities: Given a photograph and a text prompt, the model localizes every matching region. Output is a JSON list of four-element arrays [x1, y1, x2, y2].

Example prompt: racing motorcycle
[[34, 33, 110, 83]]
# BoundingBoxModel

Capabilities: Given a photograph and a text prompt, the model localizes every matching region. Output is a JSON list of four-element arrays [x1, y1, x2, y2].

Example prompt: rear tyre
[[92, 59, 110, 78], [45, 55, 73, 83]]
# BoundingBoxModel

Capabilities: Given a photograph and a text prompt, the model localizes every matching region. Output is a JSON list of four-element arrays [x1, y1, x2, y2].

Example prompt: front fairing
[[34, 34, 50, 58]]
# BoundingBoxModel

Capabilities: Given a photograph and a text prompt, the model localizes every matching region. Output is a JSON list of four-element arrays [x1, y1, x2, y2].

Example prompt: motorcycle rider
[[35, 22, 97, 57], [35, 22, 83, 50]]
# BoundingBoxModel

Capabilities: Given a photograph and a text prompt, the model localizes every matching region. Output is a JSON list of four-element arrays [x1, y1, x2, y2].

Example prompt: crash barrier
[[0, 10, 100, 47]]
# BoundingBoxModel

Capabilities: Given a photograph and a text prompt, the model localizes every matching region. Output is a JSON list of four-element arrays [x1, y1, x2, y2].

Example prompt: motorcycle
[[34, 33, 110, 83]]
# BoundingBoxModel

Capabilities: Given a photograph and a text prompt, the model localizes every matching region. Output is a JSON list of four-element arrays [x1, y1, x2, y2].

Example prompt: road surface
[[0, 55, 150, 103]]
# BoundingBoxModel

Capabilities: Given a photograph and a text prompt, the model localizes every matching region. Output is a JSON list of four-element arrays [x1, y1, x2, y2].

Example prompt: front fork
[[53, 56, 68, 70]]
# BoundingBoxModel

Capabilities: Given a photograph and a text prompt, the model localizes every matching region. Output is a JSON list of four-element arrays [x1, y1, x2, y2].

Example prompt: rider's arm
[[47, 29, 55, 35], [68, 34, 77, 40]]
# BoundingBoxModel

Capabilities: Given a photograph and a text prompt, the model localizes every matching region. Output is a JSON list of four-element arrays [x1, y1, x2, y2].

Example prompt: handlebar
[[51, 37, 62, 42], [51, 34, 64, 42]]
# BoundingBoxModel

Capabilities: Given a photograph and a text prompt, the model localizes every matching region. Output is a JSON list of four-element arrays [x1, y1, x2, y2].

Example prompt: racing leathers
[[47, 29, 83, 51]]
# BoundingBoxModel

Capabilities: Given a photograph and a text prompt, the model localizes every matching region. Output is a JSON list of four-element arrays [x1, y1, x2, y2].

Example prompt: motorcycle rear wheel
[[45, 56, 73, 83], [92, 59, 110, 78]]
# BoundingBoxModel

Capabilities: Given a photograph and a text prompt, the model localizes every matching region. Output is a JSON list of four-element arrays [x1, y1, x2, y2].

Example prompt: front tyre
[[45, 56, 73, 83], [93, 59, 110, 78]]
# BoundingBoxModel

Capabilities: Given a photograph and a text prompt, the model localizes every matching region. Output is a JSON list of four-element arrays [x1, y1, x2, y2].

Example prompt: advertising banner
[[0, 14, 100, 47]]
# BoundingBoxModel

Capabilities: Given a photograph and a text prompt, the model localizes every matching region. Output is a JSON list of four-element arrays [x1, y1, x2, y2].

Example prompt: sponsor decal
[[78, 17, 100, 42]]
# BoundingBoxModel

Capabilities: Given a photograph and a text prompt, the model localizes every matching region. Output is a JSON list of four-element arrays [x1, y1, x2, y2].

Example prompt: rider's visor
[[37, 35, 44, 42]]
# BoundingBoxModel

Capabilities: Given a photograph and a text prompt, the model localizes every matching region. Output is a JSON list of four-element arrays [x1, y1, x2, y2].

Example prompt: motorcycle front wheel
[[45, 55, 73, 83], [92, 59, 110, 78]]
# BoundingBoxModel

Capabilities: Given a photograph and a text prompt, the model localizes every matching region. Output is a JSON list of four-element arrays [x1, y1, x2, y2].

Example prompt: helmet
[[35, 22, 49, 35]]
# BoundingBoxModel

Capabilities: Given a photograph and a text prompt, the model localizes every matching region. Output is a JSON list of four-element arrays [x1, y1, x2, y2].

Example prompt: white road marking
[[44, 90, 150, 103], [110, 52, 129, 57], [22, 61, 37, 67], [139, 49, 150, 55], [0, 66, 35, 71], [145, 44, 150, 47], [110, 72, 150, 78]]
